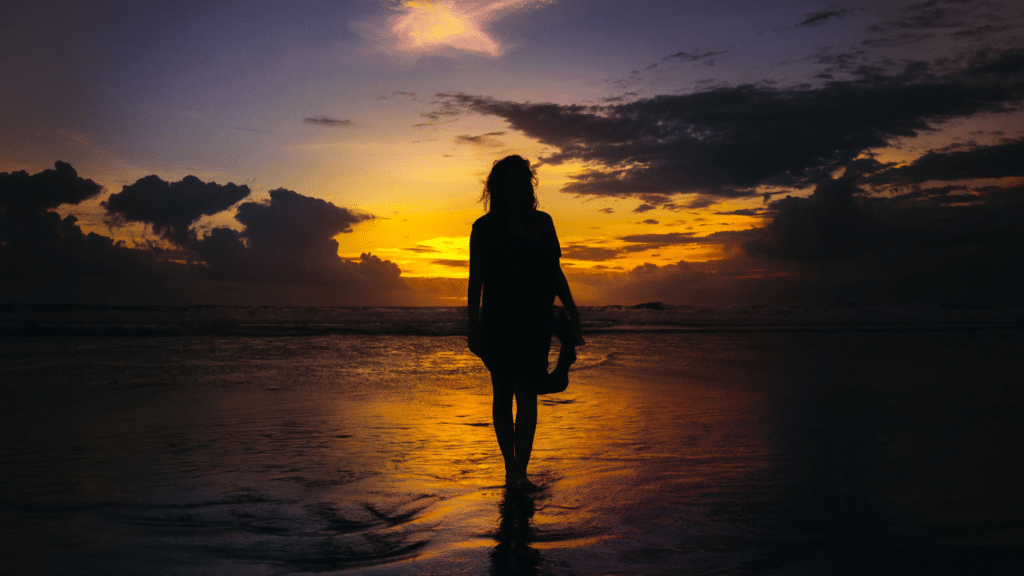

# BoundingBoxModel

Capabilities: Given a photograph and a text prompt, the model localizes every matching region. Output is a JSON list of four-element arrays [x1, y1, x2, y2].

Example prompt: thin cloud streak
[[304, 116, 353, 127]]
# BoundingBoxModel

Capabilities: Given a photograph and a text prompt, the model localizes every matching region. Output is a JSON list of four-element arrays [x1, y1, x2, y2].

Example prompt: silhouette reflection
[[490, 488, 542, 576]]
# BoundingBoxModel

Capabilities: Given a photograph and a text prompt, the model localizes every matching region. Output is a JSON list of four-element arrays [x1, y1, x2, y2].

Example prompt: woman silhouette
[[468, 155, 581, 490]]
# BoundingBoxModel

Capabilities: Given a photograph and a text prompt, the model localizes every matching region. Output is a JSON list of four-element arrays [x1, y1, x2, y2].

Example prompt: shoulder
[[472, 212, 494, 230], [534, 210, 555, 227], [535, 211, 557, 233], [471, 212, 501, 239]]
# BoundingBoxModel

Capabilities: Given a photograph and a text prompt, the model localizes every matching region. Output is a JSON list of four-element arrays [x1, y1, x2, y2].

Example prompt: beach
[[2, 308, 1024, 575]]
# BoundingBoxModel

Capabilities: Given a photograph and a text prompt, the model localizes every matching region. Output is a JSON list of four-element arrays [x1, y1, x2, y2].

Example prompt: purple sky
[[2, 0, 1023, 306]]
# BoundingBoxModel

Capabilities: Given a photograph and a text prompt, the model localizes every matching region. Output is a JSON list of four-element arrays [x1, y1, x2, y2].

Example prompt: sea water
[[1, 305, 1023, 575]]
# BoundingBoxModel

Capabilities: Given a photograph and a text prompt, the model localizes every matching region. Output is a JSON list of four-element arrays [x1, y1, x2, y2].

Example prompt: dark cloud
[[431, 259, 468, 267], [599, 207, 615, 214], [1, 163, 183, 300], [405, 245, 439, 253], [641, 219, 659, 225], [863, 0, 1020, 47], [878, 0, 998, 32], [867, 137, 1024, 185], [633, 204, 656, 213], [617, 230, 751, 252], [454, 131, 505, 146], [666, 49, 727, 65], [715, 208, 764, 216], [743, 177, 882, 261], [617, 231, 697, 250], [103, 175, 250, 245], [562, 245, 622, 261], [193, 188, 386, 287], [796, 6, 853, 27], [436, 48, 1024, 206], [738, 175, 1024, 304], [1, 164, 408, 304], [0, 161, 101, 217], [304, 116, 353, 127], [557, 171, 1024, 306]]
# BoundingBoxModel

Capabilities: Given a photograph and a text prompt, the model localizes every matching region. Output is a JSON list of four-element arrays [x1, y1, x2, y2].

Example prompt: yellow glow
[[391, 1, 501, 56]]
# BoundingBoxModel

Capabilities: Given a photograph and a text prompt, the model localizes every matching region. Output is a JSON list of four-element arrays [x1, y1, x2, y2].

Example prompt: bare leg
[[491, 374, 516, 483], [512, 385, 537, 483]]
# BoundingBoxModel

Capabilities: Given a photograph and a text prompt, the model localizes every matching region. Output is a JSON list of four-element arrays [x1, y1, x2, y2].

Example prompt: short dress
[[471, 210, 562, 380]]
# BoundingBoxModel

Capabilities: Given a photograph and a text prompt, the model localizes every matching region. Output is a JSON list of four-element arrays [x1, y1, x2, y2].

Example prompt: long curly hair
[[481, 155, 538, 214]]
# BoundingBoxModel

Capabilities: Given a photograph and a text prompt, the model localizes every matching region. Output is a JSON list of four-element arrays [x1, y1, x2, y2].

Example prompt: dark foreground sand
[[2, 329, 1023, 574]]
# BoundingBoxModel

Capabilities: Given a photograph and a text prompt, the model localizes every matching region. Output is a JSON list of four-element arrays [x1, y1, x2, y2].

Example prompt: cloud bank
[[1, 163, 408, 305], [436, 47, 1024, 207], [418, 28, 1024, 306]]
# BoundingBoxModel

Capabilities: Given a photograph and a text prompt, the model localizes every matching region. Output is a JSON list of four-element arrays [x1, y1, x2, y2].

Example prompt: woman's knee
[[491, 372, 516, 398], [514, 385, 537, 406]]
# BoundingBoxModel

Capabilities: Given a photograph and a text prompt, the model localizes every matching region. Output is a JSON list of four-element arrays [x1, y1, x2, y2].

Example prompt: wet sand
[[2, 329, 1023, 574]]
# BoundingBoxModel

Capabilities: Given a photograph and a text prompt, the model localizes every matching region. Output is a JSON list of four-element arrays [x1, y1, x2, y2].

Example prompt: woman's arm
[[554, 265, 581, 333], [546, 212, 580, 330], [467, 226, 484, 356]]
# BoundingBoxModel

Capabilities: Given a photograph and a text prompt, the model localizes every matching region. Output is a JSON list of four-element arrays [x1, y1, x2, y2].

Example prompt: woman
[[467, 155, 581, 490]]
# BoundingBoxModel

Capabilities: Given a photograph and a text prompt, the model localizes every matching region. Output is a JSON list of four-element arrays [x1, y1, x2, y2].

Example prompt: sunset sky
[[2, 0, 1023, 306]]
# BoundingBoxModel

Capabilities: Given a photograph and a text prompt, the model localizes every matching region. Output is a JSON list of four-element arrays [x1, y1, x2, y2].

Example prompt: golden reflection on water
[[7, 331, 1023, 574], [322, 336, 778, 572]]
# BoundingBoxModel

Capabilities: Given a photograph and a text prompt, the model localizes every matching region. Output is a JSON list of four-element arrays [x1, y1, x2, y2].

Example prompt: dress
[[471, 210, 561, 379]]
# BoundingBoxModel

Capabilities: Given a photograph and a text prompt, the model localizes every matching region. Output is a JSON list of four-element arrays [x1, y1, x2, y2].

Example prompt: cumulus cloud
[[103, 175, 250, 245], [1, 164, 408, 304], [1, 162, 180, 300], [0, 161, 101, 216], [193, 188, 400, 289], [434, 47, 1024, 206]]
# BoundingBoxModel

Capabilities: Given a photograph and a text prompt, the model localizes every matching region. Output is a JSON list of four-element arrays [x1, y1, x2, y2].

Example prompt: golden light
[[391, 1, 501, 56]]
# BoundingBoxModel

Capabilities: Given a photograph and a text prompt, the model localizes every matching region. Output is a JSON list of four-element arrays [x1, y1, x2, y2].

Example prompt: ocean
[[2, 304, 1023, 575]]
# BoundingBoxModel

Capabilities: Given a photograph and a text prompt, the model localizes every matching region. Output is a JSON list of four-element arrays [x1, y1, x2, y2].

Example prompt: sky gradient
[[2, 0, 1023, 306]]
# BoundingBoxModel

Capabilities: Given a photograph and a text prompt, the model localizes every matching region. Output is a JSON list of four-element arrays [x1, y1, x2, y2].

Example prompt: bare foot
[[513, 477, 540, 493]]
